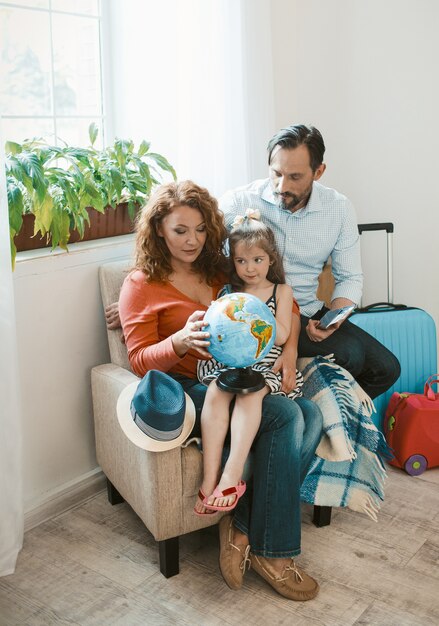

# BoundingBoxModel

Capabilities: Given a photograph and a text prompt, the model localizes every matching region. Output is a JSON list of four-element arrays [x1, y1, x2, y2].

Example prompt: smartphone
[[318, 305, 355, 329]]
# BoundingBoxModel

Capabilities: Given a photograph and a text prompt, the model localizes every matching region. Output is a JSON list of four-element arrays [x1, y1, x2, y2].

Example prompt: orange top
[[119, 270, 301, 379], [119, 270, 225, 378]]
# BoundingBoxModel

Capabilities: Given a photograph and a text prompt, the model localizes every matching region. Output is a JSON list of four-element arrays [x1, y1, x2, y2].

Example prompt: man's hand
[[272, 350, 297, 394], [307, 298, 355, 343], [306, 318, 339, 343], [105, 302, 122, 329]]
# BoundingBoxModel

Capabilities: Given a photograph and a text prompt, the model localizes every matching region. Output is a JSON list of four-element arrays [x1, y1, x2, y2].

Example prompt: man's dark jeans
[[298, 308, 401, 400]]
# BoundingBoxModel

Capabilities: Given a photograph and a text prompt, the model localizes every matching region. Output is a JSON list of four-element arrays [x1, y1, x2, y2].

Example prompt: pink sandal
[[202, 480, 246, 512], [193, 489, 219, 517]]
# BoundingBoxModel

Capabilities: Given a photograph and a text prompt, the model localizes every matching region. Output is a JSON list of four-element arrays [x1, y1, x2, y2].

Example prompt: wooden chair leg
[[159, 537, 180, 578], [106, 478, 124, 505], [313, 505, 332, 527]]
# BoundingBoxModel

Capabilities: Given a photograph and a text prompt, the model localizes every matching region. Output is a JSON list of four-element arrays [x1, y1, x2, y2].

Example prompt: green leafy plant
[[6, 123, 176, 267]]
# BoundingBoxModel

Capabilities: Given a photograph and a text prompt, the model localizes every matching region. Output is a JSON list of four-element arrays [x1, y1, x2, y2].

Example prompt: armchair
[[91, 260, 221, 578]]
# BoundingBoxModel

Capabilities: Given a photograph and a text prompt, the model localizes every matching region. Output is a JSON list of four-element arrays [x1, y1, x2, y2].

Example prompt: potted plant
[[6, 124, 176, 268]]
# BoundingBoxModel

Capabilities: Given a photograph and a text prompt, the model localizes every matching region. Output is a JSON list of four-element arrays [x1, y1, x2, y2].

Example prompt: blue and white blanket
[[299, 356, 392, 521]]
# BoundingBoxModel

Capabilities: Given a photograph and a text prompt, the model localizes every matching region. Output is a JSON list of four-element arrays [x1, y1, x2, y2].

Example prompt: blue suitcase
[[349, 223, 437, 430]]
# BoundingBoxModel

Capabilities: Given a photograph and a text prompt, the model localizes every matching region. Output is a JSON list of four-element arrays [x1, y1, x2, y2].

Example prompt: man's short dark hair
[[267, 124, 325, 172]]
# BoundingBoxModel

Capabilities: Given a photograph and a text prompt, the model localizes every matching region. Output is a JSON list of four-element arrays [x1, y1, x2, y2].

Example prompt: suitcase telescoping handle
[[357, 223, 394, 234], [357, 222, 394, 304], [424, 375, 439, 400]]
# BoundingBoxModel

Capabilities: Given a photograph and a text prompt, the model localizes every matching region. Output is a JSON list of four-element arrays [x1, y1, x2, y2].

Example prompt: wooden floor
[[1, 465, 438, 626]]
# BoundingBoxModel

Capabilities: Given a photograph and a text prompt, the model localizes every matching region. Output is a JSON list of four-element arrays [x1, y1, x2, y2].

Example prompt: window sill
[[13, 234, 135, 278], [15, 233, 135, 265]]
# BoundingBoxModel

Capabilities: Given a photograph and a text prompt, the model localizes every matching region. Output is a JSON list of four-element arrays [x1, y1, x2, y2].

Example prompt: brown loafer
[[218, 515, 251, 590], [250, 553, 319, 601]]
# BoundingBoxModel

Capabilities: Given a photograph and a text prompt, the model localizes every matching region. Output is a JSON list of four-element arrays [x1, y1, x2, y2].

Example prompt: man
[[219, 124, 400, 400]]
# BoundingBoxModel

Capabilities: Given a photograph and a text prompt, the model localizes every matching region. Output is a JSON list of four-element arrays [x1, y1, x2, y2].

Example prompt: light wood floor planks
[[1, 466, 438, 626]]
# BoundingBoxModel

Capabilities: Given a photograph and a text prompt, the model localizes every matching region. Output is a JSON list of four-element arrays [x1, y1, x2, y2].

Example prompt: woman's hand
[[172, 311, 211, 359]]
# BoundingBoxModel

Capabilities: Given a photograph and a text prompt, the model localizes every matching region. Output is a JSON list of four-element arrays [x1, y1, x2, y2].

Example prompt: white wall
[[271, 0, 439, 340], [14, 238, 134, 514]]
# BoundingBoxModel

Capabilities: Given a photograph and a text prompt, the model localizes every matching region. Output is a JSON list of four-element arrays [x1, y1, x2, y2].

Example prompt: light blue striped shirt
[[219, 179, 363, 317]]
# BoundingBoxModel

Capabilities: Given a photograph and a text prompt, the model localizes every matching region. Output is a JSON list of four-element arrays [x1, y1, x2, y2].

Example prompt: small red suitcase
[[384, 376, 439, 475]]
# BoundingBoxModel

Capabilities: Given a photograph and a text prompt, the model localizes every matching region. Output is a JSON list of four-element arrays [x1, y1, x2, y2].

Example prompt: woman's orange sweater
[[119, 270, 224, 378]]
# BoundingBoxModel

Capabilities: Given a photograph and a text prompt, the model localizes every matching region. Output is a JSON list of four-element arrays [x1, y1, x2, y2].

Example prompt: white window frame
[[0, 0, 108, 147]]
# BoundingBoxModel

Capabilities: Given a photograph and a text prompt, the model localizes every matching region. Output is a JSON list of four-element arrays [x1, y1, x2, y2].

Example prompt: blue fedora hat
[[117, 370, 196, 451]]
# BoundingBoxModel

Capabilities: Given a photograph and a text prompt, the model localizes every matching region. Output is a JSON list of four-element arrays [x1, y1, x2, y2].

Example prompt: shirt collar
[[261, 179, 277, 205], [261, 180, 324, 215]]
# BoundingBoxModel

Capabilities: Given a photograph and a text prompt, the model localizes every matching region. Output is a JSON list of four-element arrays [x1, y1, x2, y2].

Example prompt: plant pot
[[14, 203, 138, 253]]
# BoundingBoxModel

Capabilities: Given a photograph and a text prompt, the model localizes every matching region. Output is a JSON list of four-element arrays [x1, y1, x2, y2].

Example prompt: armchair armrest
[[91, 363, 185, 540]]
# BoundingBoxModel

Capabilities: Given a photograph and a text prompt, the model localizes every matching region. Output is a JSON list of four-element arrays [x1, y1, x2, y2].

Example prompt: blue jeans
[[171, 375, 323, 559], [298, 310, 401, 400]]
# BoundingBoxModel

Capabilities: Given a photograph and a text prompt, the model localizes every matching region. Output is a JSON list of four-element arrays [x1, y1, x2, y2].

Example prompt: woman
[[118, 180, 323, 601]]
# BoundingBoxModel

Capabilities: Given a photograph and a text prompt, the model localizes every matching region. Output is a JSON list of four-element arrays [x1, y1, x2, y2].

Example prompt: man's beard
[[275, 184, 313, 212], [276, 193, 301, 211]]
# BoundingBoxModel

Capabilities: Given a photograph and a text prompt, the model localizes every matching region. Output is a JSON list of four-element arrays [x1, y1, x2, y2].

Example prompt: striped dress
[[197, 284, 304, 400]]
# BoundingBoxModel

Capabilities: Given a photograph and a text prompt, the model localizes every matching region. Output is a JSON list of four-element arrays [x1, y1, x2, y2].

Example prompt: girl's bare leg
[[210, 386, 269, 508], [194, 381, 233, 514]]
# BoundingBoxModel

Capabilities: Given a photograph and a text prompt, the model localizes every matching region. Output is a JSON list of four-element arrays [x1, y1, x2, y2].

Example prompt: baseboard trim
[[24, 468, 106, 532]]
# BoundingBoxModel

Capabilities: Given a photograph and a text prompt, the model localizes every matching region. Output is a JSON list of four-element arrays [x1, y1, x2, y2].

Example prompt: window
[[0, 0, 104, 147]]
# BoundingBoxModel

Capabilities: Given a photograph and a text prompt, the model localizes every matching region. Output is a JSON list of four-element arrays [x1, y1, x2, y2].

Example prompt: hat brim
[[116, 379, 196, 452]]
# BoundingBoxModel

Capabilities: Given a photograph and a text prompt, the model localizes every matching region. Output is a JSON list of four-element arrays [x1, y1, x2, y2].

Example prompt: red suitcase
[[384, 376, 439, 475]]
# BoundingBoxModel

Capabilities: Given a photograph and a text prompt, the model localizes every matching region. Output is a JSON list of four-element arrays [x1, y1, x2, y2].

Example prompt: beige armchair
[[91, 261, 330, 578], [91, 261, 222, 578]]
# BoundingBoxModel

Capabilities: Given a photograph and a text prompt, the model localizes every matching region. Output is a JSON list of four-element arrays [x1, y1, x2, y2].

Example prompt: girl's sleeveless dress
[[197, 284, 304, 400]]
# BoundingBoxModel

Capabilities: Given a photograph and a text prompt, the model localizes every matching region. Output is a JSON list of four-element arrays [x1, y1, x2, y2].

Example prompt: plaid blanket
[[299, 356, 392, 521]]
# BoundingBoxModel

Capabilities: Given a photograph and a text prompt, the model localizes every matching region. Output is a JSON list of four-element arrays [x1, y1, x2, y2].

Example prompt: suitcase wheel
[[404, 454, 428, 476]]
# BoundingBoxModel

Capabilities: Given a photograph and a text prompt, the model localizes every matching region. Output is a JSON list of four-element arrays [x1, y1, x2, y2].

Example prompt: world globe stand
[[216, 367, 266, 394]]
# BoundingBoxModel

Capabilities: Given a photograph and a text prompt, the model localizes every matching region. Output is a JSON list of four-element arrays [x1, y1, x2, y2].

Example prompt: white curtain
[[0, 117, 23, 576], [174, 0, 249, 195], [175, 0, 276, 196], [107, 0, 275, 197]]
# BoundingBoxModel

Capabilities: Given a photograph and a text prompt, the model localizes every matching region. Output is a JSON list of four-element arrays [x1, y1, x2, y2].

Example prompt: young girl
[[194, 208, 304, 515]]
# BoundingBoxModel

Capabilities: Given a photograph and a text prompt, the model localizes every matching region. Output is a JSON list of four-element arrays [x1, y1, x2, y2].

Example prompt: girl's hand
[[172, 311, 211, 359], [272, 350, 297, 393]]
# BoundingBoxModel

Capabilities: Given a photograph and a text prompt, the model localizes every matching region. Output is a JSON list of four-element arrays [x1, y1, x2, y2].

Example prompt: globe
[[204, 292, 276, 368]]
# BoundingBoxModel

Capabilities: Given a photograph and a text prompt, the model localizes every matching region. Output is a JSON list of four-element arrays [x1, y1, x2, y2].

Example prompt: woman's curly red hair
[[134, 180, 227, 284]]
